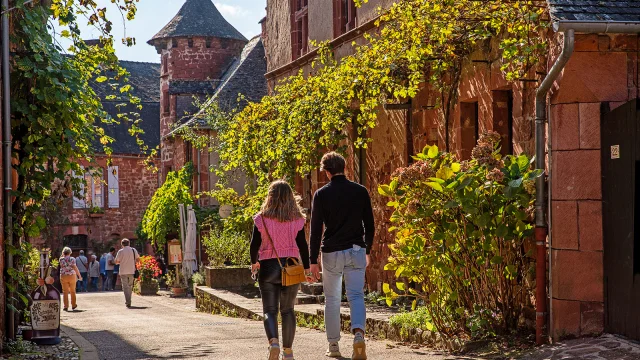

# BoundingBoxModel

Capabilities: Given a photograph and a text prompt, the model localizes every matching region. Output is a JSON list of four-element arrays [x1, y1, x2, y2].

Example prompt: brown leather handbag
[[260, 216, 306, 286]]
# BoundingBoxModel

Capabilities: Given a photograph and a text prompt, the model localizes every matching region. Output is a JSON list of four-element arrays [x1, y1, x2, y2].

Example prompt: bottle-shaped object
[[29, 251, 61, 344]]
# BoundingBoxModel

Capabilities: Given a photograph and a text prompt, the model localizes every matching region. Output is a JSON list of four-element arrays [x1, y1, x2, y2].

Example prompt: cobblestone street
[[521, 334, 640, 360], [60, 291, 454, 360]]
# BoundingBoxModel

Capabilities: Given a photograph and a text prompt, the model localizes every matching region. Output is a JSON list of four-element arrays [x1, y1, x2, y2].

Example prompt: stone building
[[263, 0, 640, 343], [57, 60, 161, 255], [147, 0, 252, 202]]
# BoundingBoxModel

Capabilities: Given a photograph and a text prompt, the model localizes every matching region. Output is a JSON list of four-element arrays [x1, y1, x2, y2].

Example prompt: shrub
[[380, 132, 542, 338], [137, 256, 162, 282], [191, 272, 205, 286], [389, 307, 435, 337], [202, 227, 251, 267]]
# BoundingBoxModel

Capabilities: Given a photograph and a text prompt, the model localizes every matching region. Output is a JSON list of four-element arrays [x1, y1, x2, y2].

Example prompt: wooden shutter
[[72, 168, 86, 209], [108, 166, 120, 208]]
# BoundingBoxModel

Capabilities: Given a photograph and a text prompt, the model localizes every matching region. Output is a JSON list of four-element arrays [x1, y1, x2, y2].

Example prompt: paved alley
[[61, 291, 453, 360]]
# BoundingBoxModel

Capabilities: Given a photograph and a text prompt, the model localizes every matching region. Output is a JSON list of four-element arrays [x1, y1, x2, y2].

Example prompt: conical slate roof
[[148, 0, 247, 45]]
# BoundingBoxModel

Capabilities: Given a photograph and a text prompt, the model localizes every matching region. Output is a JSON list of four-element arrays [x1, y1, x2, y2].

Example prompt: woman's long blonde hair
[[260, 180, 305, 222]]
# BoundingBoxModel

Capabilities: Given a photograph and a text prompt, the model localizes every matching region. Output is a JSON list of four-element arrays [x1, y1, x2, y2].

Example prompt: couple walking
[[251, 152, 374, 360]]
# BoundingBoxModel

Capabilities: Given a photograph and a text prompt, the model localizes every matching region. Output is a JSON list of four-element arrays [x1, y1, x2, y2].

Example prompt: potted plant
[[133, 256, 161, 296], [88, 205, 105, 218], [202, 227, 253, 289], [165, 269, 187, 296]]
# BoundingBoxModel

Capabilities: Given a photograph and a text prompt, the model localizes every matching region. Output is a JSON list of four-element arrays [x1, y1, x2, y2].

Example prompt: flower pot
[[171, 287, 187, 296], [205, 266, 253, 289], [89, 213, 104, 218]]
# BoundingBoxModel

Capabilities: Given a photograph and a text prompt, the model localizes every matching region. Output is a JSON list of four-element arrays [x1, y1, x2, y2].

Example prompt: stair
[[295, 282, 324, 305]]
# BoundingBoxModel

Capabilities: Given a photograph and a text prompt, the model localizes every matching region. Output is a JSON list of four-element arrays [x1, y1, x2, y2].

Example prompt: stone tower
[[148, 0, 247, 180]]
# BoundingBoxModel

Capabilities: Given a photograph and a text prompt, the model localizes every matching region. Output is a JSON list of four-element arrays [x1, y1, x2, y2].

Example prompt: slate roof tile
[[548, 0, 640, 23]]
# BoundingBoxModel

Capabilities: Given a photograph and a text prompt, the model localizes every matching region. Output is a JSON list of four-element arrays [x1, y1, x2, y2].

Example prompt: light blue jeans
[[322, 245, 367, 343]]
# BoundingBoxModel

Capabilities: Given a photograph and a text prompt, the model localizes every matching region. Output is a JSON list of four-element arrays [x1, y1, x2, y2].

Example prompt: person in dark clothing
[[309, 151, 374, 360], [250, 180, 313, 360]]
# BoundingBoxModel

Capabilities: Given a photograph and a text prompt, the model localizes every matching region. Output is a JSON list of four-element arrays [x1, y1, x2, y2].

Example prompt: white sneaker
[[325, 342, 341, 358]]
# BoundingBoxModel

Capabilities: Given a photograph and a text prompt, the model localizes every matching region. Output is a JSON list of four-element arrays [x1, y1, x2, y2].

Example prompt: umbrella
[[182, 205, 198, 279]]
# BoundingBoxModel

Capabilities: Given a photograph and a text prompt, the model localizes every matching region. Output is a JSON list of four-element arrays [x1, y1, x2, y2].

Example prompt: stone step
[[295, 292, 324, 305], [300, 282, 324, 296]]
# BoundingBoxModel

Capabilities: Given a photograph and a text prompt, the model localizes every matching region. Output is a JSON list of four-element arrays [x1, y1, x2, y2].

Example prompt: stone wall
[[55, 156, 159, 250], [548, 33, 639, 340]]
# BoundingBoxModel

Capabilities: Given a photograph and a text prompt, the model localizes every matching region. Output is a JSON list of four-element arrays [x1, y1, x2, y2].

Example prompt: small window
[[185, 141, 193, 164], [206, 38, 212, 48], [460, 101, 479, 160], [334, 0, 357, 37], [492, 90, 513, 155], [162, 54, 168, 74], [163, 91, 170, 115], [188, 38, 194, 48], [73, 168, 104, 209], [291, 0, 309, 60]]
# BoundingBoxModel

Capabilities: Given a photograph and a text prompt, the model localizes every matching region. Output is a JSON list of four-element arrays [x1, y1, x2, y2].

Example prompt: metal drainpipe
[[535, 28, 575, 345], [1, 0, 14, 340], [196, 149, 201, 266]]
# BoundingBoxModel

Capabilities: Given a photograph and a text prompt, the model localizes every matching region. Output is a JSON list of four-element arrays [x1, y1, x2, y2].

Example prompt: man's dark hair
[[110, 247, 116, 253], [320, 152, 346, 175]]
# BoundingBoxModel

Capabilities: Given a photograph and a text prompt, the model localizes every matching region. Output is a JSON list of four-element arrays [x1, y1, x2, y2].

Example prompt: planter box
[[136, 280, 158, 296], [89, 213, 104, 218], [205, 266, 253, 289]]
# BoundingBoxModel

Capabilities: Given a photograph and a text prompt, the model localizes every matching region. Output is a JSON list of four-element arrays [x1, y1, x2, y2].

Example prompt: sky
[[59, 0, 266, 63]]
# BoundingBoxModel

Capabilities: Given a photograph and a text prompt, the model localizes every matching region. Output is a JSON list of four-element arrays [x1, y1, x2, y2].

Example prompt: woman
[[251, 180, 313, 360], [59, 247, 82, 311]]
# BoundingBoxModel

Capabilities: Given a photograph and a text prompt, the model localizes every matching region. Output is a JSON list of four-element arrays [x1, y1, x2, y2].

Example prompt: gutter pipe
[[536, 21, 640, 345], [1, 0, 14, 340]]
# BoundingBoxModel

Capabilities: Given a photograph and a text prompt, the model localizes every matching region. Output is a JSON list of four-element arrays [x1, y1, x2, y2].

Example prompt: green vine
[[183, 0, 548, 225], [140, 164, 194, 250]]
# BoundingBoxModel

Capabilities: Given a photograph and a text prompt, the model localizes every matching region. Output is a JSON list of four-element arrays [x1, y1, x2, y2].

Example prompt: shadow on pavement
[[126, 306, 149, 310], [78, 330, 220, 359]]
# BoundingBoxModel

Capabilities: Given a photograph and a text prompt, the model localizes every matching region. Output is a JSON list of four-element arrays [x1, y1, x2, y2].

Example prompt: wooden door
[[602, 99, 640, 340]]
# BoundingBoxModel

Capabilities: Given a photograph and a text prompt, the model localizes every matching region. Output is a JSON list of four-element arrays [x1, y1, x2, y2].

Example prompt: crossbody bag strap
[[260, 215, 284, 269]]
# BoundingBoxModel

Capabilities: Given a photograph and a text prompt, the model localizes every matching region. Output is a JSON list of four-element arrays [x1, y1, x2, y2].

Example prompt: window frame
[[291, 0, 309, 60]]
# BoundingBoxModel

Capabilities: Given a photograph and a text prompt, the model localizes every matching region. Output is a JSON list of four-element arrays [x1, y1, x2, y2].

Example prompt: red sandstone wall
[[548, 33, 639, 340], [58, 156, 159, 249], [159, 36, 245, 183]]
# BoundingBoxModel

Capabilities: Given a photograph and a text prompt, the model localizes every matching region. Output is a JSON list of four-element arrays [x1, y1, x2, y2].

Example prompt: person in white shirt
[[75, 250, 89, 292], [115, 238, 140, 308], [88, 255, 100, 291], [104, 248, 116, 291]]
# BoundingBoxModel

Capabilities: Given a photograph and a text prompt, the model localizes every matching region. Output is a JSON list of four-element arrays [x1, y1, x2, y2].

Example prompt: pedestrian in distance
[[113, 263, 120, 290], [75, 250, 89, 292], [250, 180, 314, 360], [104, 247, 116, 291], [114, 238, 140, 308], [309, 152, 375, 360], [58, 247, 83, 311], [99, 253, 107, 290], [89, 254, 100, 291]]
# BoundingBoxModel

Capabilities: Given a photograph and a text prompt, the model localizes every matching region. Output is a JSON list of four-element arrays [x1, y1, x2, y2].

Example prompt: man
[[75, 250, 89, 292], [89, 254, 100, 291], [309, 152, 375, 360], [115, 238, 140, 308], [104, 248, 116, 291]]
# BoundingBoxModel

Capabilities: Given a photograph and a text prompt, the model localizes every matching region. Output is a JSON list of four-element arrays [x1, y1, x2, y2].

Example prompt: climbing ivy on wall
[[185, 0, 549, 227], [6, 0, 144, 325]]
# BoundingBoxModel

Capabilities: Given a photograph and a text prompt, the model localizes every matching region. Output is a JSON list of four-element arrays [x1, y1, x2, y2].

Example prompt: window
[[185, 141, 193, 164], [460, 101, 479, 160], [291, 0, 308, 60], [492, 90, 513, 155], [63, 235, 88, 252], [108, 166, 120, 208], [334, 0, 357, 37], [162, 54, 168, 74], [163, 90, 170, 114], [73, 168, 104, 209]]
